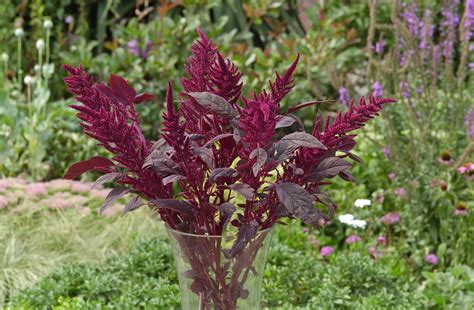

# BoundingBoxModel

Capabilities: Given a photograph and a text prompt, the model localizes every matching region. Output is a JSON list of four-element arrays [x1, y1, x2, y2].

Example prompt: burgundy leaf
[[64, 156, 115, 180], [249, 147, 267, 177], [307, 157, 352, 182], [124, 196, 142, 214], [100, 187, 130, 214], [228, 183, 254, 200], [186, 92, 236, 117], [134, 93, 155, 104], [109, 74, 136, 105], [281, 132, 327, 149], [91, 172, 123, 190], [151, 199, 194, 218], [275, 115, 296, 129], [209, 168, 238, 183], [225, 220, 259, 258], [162, 174, 186, 186]]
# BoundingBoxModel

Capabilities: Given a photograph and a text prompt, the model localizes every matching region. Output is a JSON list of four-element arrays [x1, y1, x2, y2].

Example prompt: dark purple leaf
[[148, 158, 181, 177], [228, 183, 254, 200], [347, 152, 364, 164], [162, 174, 186, 185], [64, 156, 115, 180], [268, 141, 295, 163], [307, 157, 352, 182], [187, 134, 206, 141], [203, 133, 235, 148], [192, 147, 215, 169], [337, 136, 357, 152], [91, 172, 123, 190], [281, 132, 326, 149], [249, 147, 267, 177], [274, 203, 291, 218], [134, 93, 155, 104], [225, 220, 259, 258], [339, 171, 357, 183], [124, 196, 142, 214], [275, 115, 296, 129], [151, 199, 194, 218], [275, 182, 327, 228], [100, 187, 129, 215], [209, 168, 238, 183], [219, 202, 236, 228], [186, 92, 236, 117]]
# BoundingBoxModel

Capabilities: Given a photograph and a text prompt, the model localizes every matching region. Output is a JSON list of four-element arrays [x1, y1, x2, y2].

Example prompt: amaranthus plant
[[63, 29, 395, 308]]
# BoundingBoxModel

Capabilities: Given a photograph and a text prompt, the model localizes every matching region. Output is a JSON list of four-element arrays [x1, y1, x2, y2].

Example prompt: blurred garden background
[[0, 0, 473, 308]]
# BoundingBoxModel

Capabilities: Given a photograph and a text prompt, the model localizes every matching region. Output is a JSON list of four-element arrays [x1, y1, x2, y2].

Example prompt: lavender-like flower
[[425, 253, 438, 265], [400, 80, 411, 98], [400, 2, 420, 36], [383, 147, 391, 157], [439, 0, 460, 62], [338, 87, 349, 108], [372, 81, 383, 97], [464, 0, 474, 41], [419, 10, 434, 50], [374, 39, 386, 54]]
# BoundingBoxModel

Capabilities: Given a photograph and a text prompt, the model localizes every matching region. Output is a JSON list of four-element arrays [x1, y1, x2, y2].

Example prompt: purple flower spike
[[425, 253, 438, 265], [372, 81, 383, 97], [338, 87, 349, 108], [320, 246, 334, 257], [400, 80, 410, 98]]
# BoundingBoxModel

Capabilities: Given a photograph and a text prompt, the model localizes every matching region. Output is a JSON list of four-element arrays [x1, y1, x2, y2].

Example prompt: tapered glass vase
[[166, 226, 274, 310]]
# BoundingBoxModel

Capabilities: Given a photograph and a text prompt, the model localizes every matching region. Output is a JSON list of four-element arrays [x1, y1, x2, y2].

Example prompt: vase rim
[[165, 224, 274, 238]]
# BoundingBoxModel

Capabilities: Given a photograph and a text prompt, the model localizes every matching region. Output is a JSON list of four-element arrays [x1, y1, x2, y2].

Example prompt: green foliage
[[416, 265, 474, 308]]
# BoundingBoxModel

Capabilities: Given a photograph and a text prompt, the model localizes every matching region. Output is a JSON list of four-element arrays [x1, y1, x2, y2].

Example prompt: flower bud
[[24, 75, 35, 85], [36, 39, 45, 51], [43, 19, 53, 30], [1, 52, 8, 62], [14, 28, 24, 37]]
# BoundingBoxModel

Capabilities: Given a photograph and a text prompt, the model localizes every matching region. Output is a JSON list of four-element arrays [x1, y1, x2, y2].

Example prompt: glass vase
[[166, 226, 274, 310]]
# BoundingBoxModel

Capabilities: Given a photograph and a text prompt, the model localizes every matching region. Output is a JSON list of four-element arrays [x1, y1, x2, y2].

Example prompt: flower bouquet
[[63, 29, 396, 309]]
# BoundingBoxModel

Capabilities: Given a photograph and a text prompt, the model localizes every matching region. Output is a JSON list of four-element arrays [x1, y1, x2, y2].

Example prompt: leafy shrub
[[11, 227, 419, 309]]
